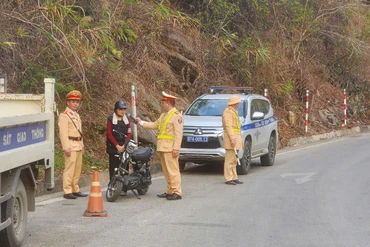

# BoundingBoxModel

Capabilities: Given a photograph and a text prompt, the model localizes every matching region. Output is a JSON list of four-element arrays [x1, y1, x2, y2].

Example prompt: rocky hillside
[[1, 0, 370, 164]]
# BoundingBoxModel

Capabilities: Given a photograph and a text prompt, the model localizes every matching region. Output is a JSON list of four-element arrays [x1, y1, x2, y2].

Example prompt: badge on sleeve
[[178, 119, 183, 124]]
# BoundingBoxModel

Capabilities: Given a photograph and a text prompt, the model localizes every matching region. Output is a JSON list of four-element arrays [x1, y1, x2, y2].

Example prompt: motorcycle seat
[[131, 147, 153, 162]]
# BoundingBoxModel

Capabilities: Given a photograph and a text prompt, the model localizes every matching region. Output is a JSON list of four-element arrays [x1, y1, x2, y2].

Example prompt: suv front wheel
[[179, 161, 186, 172], [260, 134, 276, 166], [237, 138, 251, 175]]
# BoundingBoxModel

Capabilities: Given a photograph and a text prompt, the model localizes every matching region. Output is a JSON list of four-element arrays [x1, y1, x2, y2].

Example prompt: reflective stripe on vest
[[223, 109, 241, 133], [232, 110, 241, 132], [157, 110, 177, 140]]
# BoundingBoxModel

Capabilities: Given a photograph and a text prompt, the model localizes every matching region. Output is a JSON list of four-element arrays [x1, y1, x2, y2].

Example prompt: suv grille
[[181, 137, 221, 149], [183, 126, 221, 135]]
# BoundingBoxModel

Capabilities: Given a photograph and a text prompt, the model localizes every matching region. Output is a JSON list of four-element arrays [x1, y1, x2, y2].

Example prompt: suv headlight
[[217, 132, 224, 147], [217, 132, 224, 141]]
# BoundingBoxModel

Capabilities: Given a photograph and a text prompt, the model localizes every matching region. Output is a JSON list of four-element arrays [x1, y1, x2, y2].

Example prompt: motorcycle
[[106, 130, 154, 202]]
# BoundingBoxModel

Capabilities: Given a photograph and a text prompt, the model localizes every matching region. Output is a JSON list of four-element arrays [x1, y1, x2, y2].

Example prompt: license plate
[[187, 136, 208, 142]]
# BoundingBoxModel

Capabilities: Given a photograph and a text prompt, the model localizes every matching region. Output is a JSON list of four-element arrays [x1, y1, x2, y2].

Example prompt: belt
[[68, 136, 82, 141]]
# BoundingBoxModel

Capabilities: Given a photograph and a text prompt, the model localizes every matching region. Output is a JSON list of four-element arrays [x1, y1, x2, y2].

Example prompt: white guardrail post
[[305, 89, 309, 134], [0, 78, 5, 94], [131, 84, 138, 143], [343, 89, 347, 126]]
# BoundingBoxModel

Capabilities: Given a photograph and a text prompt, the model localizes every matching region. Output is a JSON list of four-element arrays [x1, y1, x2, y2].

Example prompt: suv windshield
[[185, 99, 245, 116]]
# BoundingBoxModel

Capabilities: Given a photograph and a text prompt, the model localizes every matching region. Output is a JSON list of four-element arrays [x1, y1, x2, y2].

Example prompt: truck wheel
[[179, 161, 186, 172], [0, 180, 28, 247], [106, 179, 123, 202], [237, 139, 251, 175], [260, 134, 276, 166]]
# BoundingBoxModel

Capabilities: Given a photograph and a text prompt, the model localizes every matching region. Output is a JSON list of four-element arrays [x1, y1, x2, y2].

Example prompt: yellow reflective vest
[[142, 108, 184, 152]]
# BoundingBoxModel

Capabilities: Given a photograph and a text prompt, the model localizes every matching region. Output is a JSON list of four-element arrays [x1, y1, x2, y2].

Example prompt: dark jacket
[[106, 115, 131, 154]]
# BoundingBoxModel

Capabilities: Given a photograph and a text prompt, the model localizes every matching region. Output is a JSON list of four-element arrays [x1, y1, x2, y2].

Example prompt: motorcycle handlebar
[[113, 129, 140, 146], [127, 113, 138, 124], [113, 129, 127, 138]]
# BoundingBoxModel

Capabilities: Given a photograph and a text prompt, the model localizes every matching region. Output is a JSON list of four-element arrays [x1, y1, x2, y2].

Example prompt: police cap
[[66, 90, 82, 101]]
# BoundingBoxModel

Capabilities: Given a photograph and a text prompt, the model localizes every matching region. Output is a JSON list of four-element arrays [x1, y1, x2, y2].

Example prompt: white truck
[[0, 78, 55, 247]]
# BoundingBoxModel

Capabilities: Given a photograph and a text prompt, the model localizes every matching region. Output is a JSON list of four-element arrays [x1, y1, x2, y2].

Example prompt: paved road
[[22, 133, 370, 247]]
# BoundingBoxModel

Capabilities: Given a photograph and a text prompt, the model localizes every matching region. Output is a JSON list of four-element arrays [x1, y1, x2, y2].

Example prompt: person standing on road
[[134, 91, 184, 200], [106, 100, 132, 180], [58, 90, 88, 199], [222, 95, 244, 185]]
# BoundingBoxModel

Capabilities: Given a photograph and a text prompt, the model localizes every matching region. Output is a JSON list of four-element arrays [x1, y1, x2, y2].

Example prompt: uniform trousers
[[159, 152, 182, 196], [63, 150, 83, 194], [224, 149, 238, 182]]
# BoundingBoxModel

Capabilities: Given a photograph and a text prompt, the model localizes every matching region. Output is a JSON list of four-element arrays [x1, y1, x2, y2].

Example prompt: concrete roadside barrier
[[287, 125, 370, 147]]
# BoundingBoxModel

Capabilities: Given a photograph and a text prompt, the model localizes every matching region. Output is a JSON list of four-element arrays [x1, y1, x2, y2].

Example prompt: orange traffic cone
[[83, 171, 108, 217]]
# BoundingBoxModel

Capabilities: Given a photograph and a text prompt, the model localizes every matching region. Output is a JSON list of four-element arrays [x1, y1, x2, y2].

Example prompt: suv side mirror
[[251, 111, 264, 120]]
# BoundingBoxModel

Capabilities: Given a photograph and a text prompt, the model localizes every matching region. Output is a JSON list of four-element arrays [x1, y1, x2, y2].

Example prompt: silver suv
[[179, 86, 278, 174]]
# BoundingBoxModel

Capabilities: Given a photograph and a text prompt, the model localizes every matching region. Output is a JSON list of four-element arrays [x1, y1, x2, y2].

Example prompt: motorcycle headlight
[[126, 141, 137, 153]]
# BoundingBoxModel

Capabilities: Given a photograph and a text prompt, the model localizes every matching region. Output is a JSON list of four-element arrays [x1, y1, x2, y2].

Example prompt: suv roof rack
[[208, 86, 253, 95]]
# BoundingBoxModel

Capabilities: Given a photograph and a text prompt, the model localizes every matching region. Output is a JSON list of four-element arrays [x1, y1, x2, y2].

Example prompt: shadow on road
[[182, 161, 264, 176]]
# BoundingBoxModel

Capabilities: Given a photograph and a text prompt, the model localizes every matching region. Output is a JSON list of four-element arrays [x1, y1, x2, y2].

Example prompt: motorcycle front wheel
[[137, 187, 148, 195], [106, 179, 123, 202]]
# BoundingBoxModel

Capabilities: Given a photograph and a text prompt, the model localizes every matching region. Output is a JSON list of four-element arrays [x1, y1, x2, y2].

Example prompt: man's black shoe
[[233, 180, 244, 184], [63, 193, 77, 199], [157, 192, 170, 198], [166, 193, 182, 200], [72, 192, 88, 197], [225, 180, 236, 185]]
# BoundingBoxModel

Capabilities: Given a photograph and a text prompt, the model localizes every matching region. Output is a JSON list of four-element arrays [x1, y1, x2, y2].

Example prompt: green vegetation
[[1, 0, 370, 160], [55, 146, 106, 176]]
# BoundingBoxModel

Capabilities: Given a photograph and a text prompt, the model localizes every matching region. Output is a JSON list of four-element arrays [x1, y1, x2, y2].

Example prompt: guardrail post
[[305, 89, 309, 134], [0, 74, 6, 93], [0, 78, 4, 93], [131, 84, 138, 143], [343, 89, 347, 126]]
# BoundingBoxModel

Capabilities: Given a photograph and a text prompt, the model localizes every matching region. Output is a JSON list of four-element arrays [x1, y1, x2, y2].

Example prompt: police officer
[[134, 91, 184, 200], [222, 95, 244, 185], [58, 90, 88, 199], [106, 100, 132, 180]]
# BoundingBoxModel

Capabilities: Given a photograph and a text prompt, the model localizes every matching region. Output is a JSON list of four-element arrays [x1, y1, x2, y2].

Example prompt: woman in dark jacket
[[106, 100, 132, 180]]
